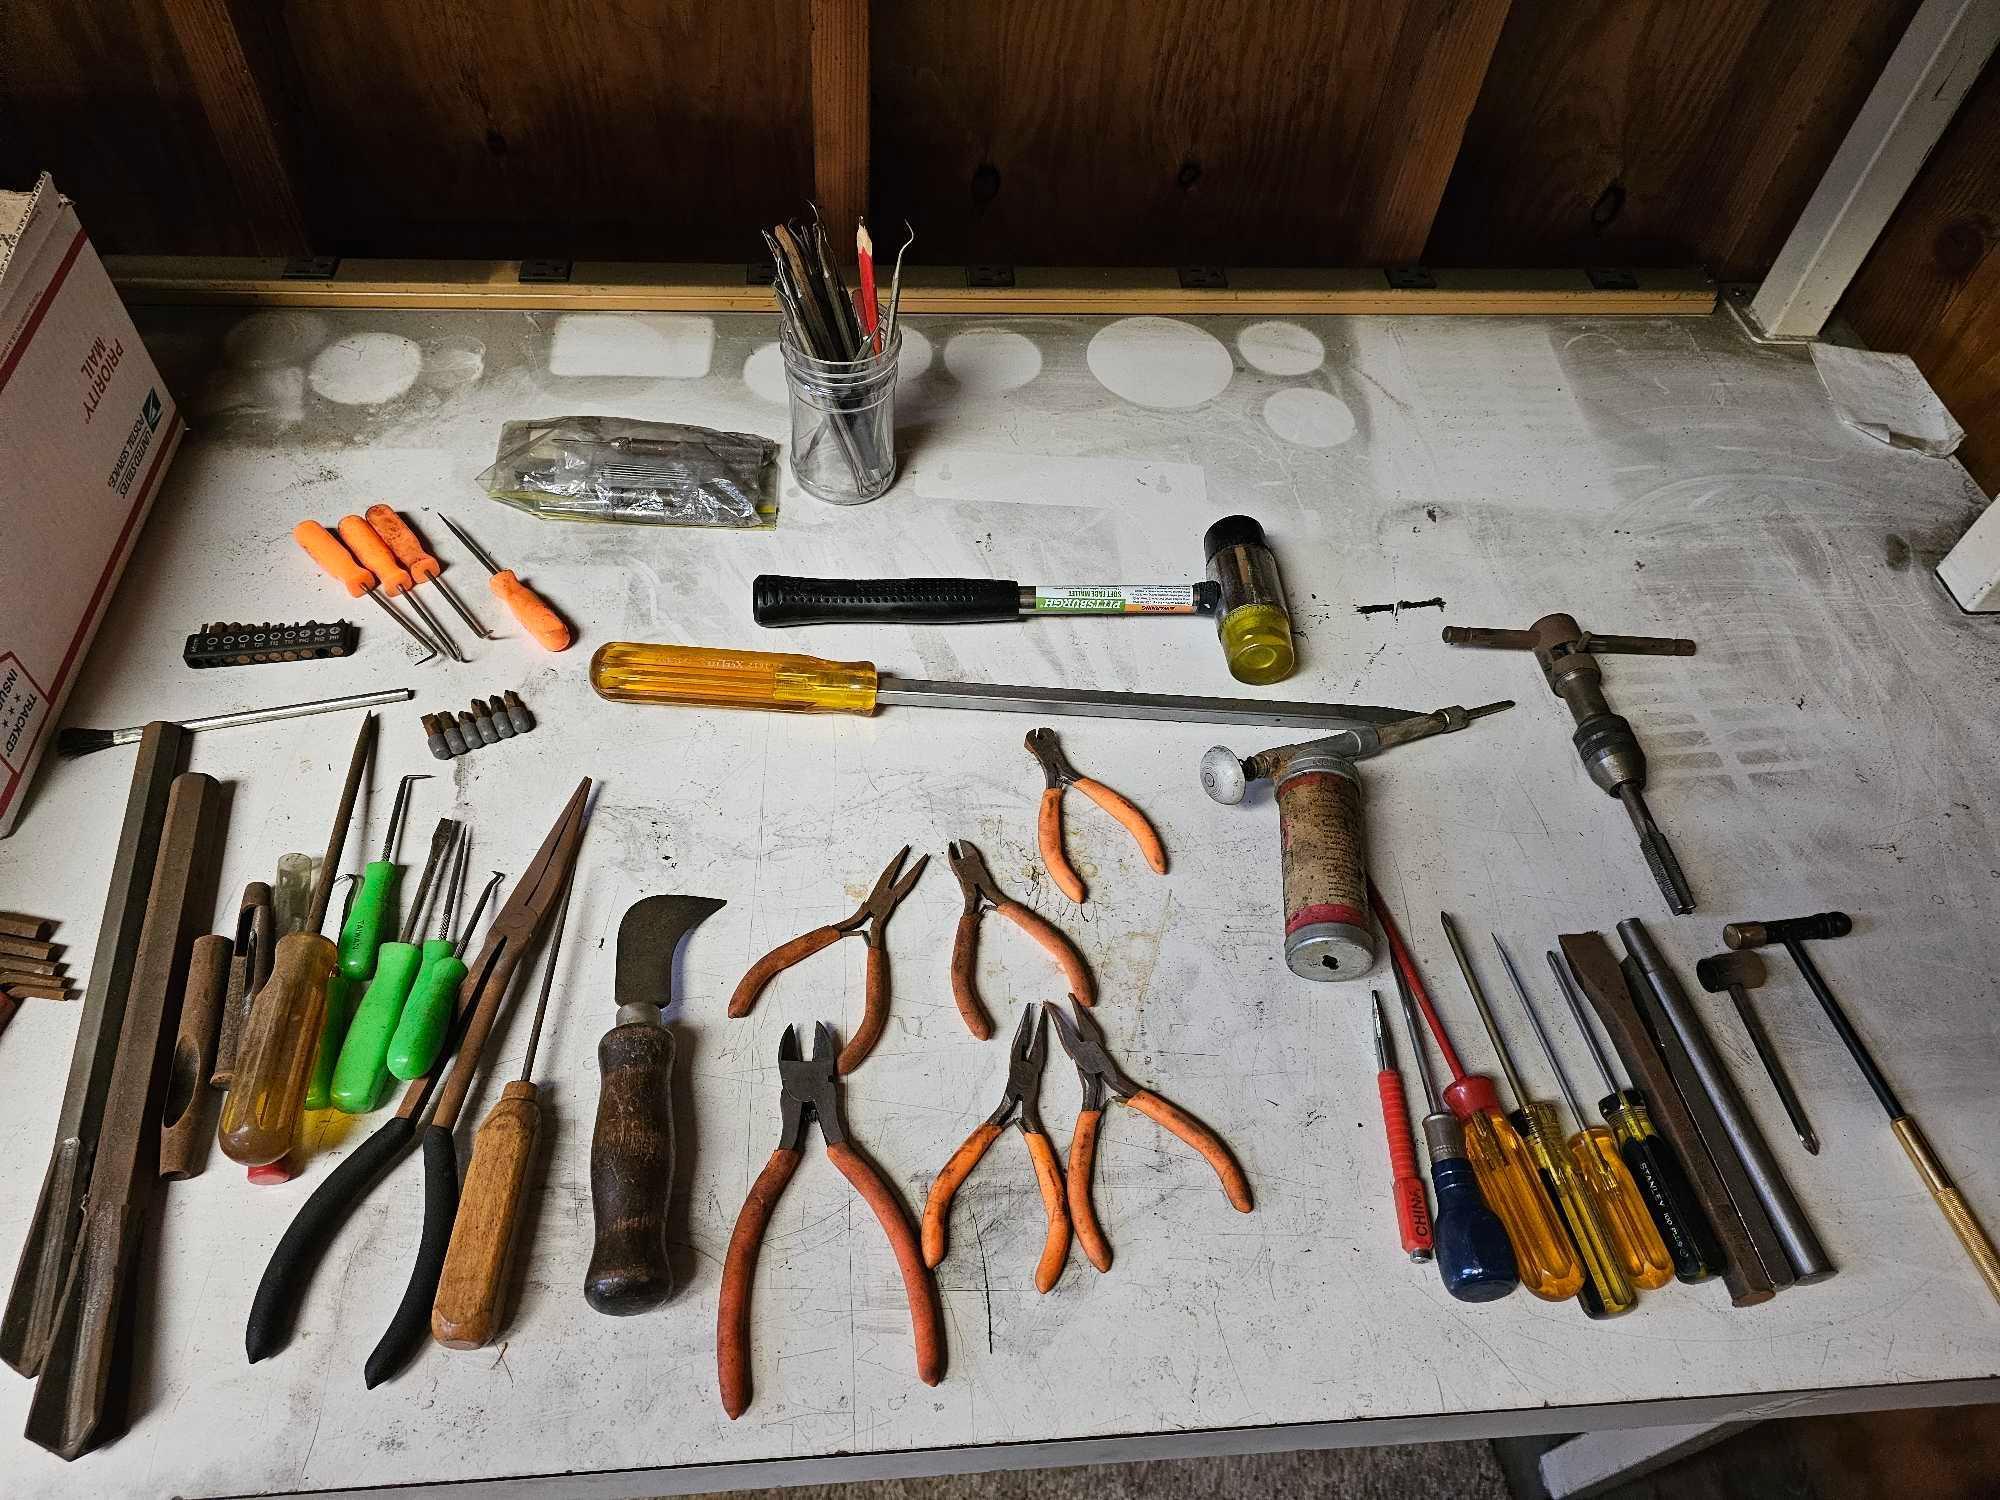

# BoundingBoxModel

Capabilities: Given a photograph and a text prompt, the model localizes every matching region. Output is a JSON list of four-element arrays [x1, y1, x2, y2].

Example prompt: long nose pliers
[[946, 838, 1093, 1040], [1025, 727, 1166, 903], [922, 1005, 1071, 1292]]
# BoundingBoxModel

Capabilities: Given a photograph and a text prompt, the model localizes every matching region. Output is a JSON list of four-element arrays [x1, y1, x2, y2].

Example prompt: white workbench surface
[[1, 304, 1996, 1500]]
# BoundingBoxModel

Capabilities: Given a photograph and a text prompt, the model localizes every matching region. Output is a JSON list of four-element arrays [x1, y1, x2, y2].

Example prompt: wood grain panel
[[870, 0, 1513, 267], [811, 0, 869, 244], [1425, 0, 1922, 278], [275, 0, 813, 261], [1842, 54, 2000, 497]]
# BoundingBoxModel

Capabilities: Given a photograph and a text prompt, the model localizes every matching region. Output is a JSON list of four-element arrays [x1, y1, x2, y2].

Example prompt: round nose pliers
[[922, 1005, 1072, 1293], [1025, 727, 1166, 903], [946, 838, 1094, 1040]]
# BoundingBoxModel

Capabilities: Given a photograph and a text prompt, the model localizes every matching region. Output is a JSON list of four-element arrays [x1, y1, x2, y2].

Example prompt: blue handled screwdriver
[[1394, 965, 1518, 1302]]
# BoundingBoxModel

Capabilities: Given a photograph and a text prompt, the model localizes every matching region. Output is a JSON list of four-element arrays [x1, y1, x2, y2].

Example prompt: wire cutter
[[946, 838, 1093, 1041], [728, 845, 928, 1074], [1025, 727, 1167, 903], [922, 1005, 1071, 1293], [718, 1022, 944, 1418], [1044, 997, 1253, 1272]]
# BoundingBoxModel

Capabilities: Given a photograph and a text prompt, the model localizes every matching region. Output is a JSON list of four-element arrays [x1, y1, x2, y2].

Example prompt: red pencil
[[856, 220, 880, 354]]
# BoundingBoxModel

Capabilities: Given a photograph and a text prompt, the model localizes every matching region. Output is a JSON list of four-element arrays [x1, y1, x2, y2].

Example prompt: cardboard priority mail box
[[0, 173, 182, 833]]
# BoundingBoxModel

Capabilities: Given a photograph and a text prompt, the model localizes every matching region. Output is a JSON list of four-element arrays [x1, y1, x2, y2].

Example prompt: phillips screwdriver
[[330, 817, 457, 1114], [1441, 913, 1632, 1317], [432, 513, 572, 652], [339, 515, 466, 663], [431, 872, 574, 1349], [337, 774, 428, 981], [1370, 992, 1432, 1261], [1370, 883, 1582, 1301], [292, 521, 443, 662], [1547, 949, 1722, 1284], [1492, 935, 1674, 1291], [366, 504, 493, 640], [389, 857, 503, 1082], [219, 715, 377, 1166], [1394, 967, 1517, 1302]]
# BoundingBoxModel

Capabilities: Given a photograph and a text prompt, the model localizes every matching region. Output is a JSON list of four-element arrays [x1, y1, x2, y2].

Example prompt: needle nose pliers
[[1025, 727, 1166, 903], [946, 838, 1093, 1040], [717, 1022, 944, 1418], [728, 845, 928, 1074], [922, 1005, 1071, 1292], [1044, 997, 1253, 1272]]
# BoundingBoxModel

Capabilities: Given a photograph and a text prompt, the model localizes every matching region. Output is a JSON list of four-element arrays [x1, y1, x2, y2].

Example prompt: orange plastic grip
[[1377, 1070, 1433, 1258], [293, 520, 373, 596], [491, 570, 573, 652], [364, 505, 441, 582], [338, 515, 413, 596]]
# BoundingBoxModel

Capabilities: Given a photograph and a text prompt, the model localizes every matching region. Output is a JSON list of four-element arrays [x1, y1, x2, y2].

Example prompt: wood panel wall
[[1841, 53, 2000, 498]]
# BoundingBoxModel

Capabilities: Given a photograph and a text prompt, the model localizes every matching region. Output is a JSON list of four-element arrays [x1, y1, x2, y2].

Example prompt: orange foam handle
[[997, 901, 1094, 1007], [1378, 1070, 1433, 1256], [825, 1141, 944, 1386], [365, 505, 441, 582], [1074, 777, 1167, 874], [718, 1147, 800, 1419], [922, 1121, 1001, 1267], [338, 514, 413, 596], [491, 570, 572, 652], [948, 912, 995, 1040], [1024, 1128, 1072, 1294], [728, 925, 841, 1019], [294, 520, 373, 596], [1127, 1089, 1253, 1212], [839, 943, 889, 1076], [1038, 787, 1084, 902], [1067, 1107, 1110, 1271]]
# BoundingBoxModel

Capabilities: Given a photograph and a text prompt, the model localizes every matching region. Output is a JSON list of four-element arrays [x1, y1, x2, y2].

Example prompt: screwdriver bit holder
[[184, 620, 355, 668], [1443, 613, 1697, 914]]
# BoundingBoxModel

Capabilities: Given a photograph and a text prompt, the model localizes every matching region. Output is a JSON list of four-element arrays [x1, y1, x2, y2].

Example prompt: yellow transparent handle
[[1463, 1108, 1584, 1301], [1518, 1103, 1634, 1314], [1571, 1125, 1674, 1290], [590, 642, 880, 714]]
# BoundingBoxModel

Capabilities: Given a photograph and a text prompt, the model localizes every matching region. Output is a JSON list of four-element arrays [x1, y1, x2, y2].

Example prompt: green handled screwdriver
[[330, 818, 459, 1113], [387, 854, 503, 1082], [387, 831, 469, 1079], [336, 773, 427, 980]]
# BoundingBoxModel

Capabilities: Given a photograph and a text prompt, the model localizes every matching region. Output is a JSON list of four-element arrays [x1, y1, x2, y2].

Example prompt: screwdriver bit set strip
[[425, 693, 535, 759], [183, 620, 357, 668]]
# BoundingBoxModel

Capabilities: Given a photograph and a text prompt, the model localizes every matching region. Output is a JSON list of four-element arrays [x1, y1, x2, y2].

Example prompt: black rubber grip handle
[[753, 575, 1021, 626], [246, 1115, 414, 1362], [364, 1124, 459, 1388]]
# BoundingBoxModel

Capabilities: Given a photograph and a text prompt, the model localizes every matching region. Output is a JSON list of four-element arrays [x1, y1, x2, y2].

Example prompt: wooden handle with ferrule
[[1073, 777, 1167, 874], [1023, 1129, 1071, 1293], [839, 941, 889, 1075], [921, 1121, 1001, 1267], [825, 1141, 944, 1387], [729, 925, 842, 1019], [433, 1080, 541, 1348], [585, 1022, 677, 1315], [996, 900, 1094, 1007], [1067, 1107, 1110, 1271], [949, 911, 994, 1039], [1038, 788, 1084, 903], [491, 570, 572, 651], [1126, 1090, 1253, 1212], [718, 1147, 801, 1418], [160, 934, 231, 1179]]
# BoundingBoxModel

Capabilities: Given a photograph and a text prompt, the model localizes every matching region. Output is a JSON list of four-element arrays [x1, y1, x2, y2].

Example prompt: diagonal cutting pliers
[[1025, 727, 1167, 903], [1044, 997, 1253, 1273], [717, 1022, 944, 1418], [946, 838, 1093, 1041], [728, 845, 928, 1074], [922, 1005, 1071, 1293]]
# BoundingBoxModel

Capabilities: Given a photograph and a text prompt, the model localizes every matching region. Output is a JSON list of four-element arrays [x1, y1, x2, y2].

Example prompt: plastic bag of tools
[[477, 415, 780, 527]]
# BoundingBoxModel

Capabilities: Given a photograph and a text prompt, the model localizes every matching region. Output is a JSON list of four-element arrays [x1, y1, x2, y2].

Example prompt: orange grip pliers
[[946, 839, 1093, 1041], [718, 1022, 944, 1418], [1044, 998, 1253, 1273], [922, 1005, 1071, 1293], [728, 845, 927, 1074], [1025, 728, 1166, 903]]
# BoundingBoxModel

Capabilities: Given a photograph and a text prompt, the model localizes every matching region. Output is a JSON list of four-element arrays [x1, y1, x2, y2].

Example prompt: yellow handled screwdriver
[[1441, 913, 1634, 1317], [1492, 934, 1674, 1291]]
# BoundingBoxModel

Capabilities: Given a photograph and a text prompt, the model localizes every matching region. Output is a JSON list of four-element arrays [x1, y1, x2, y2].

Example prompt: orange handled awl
[[1025, 727, 1165, 903], [366, 505, 493, 641], [292, 520, 443, 662], [1372, 990, 1434, 1261], [432, 513, 572, 652], [339, 515, 465, 662]]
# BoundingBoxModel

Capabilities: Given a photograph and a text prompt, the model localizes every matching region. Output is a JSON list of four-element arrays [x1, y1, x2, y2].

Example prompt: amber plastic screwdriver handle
[[1068, 1107, 1110, 1270], [294, 520, 374, 597], [490, 570, 571, 651], [216, 931, 338, 1166], [1125, 1090, 1253, 1211], [339, 515, 415, 596], [432, 1080, 540, 1348], [365, 505, 441, 582], [585, 1020, 678, 1315], [1460, 1108, 1584, 1301]]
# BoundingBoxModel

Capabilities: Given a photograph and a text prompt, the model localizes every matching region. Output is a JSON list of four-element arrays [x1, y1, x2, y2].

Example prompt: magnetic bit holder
[[1442, 613, 1698, 915]]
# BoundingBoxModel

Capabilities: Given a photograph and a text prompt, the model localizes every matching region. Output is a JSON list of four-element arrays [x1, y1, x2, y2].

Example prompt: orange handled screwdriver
[[292, 520, 443, 662], [1372, 991, 1433, 1261], [338, 515, 465, 663], [432, 513, 572, 652], [366, 505, 493, 641]]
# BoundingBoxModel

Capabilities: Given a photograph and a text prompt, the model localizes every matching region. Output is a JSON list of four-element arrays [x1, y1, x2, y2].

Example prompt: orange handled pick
[[434, 513, 572, 652], [294, 520, 443, 660], [340, 514, 465, 661], [366, 505, 494, 641]]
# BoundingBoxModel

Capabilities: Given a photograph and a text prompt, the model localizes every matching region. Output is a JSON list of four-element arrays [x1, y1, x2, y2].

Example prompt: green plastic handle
[[386, 950, 467, 1082], [305, 972, 361, 1111], [330, 941, 422, 1113], [337, 859, 398, 980]]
